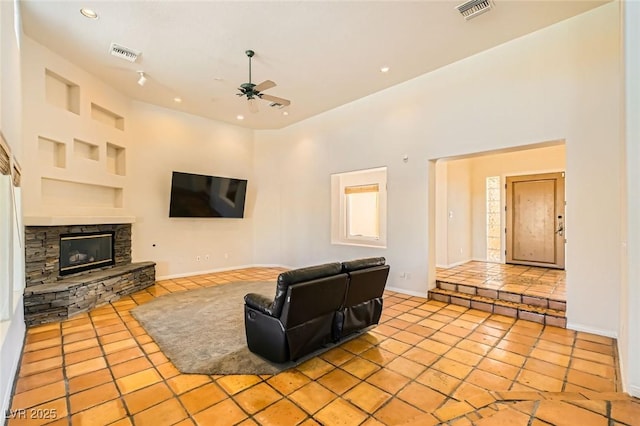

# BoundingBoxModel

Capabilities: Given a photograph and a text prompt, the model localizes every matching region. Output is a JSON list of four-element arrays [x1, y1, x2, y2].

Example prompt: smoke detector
[[456, 0, 493, 20], [109, 42, 141, 63]]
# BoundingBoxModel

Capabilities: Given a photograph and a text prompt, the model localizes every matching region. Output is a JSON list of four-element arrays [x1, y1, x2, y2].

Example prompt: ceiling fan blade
[[248, 98, 259, 113], [254, 80, 276, 92], [259, 93, 291, 107]]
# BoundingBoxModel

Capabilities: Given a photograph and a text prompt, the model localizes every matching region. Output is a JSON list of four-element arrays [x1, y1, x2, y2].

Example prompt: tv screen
[[169, 171, 247, 218]]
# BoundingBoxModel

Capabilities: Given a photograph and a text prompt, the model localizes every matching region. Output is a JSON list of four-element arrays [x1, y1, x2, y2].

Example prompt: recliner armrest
[[244, 293, 276, 316]]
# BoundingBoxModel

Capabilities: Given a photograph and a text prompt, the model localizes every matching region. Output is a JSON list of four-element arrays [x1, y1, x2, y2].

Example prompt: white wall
[[254, 3, 622, 334], [129, 102, 255, 278], [435, 161, 448, 267], [563, 4, 622, 337], [0, 0, 25, 416], [621, 0, 640, 398], [21, 37, 133, 221], [443, 159, 472, 266]]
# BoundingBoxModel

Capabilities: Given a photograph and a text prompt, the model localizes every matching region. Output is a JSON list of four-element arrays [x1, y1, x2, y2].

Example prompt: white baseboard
[[566, 322, 618, 339], [385, 286, 428, 298], [628, 384, 640, 398], [435, 259, 472, 269]]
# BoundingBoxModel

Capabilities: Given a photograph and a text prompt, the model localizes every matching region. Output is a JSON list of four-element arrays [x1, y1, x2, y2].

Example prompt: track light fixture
[[137, 71, 147, 86]]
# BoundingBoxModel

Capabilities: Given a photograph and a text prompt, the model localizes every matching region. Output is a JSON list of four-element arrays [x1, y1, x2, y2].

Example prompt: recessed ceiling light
[[236, 115, 244, 120], [380, 66, 390, 73], [173, 97, 182, 103], [80, 8, 98, 19], [282, 111, 289, 116]]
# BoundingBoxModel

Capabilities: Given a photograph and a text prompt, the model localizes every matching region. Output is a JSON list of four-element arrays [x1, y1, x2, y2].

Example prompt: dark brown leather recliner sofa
[[243, 257, 390, 363]]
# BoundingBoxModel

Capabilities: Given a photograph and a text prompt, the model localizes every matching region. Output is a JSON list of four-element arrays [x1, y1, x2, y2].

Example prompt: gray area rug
[[131, 281, 296, 375]]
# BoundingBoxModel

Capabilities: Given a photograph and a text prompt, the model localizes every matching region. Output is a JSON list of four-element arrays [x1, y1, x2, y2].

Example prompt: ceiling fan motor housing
[[237, 49, 291, 108]]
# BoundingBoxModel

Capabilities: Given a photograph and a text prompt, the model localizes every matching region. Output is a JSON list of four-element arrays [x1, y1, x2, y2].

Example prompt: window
[[346, 184, 380, 240], [331, 167, 387, 248], [486, 176, 502, 262]]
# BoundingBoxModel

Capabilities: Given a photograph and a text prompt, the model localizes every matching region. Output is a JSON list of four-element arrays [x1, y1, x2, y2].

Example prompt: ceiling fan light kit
[[237, 49, 291, 113]]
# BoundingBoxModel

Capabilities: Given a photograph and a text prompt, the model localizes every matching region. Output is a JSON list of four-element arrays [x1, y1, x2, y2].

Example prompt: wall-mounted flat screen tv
[[169, 171, 247, 218]]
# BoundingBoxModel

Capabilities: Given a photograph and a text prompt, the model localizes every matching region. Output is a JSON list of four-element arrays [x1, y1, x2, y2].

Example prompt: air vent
[[109, 42, 141, 63], [456, 0, 493, 20]]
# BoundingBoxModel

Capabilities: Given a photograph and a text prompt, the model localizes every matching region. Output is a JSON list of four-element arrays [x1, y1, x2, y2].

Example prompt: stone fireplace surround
[[23, 223, 155, 326]]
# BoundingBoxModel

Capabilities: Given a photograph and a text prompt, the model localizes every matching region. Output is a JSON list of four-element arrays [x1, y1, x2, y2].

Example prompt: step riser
[[429, 289, 567, 328], [437, 280, 566, 312]]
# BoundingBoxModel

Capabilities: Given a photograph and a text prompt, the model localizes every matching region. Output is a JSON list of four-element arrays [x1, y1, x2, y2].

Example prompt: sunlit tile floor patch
[[8, 267, 638, 425]]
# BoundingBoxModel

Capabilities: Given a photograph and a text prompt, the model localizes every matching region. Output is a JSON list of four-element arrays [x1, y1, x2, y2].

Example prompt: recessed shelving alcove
[[91, 103, 125, 130], [106, 142, 126, 175], [45, 69, 80, 114], [73, 138, 99, 161], [41, 178, 123, 208], [38, 136, 67, 168]]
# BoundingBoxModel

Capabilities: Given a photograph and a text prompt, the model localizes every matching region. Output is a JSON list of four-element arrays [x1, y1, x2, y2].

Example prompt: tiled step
[[429, 282, 567, 328], [436, 280, 566, 311]]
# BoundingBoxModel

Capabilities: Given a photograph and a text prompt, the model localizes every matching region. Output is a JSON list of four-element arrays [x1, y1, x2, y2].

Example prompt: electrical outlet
[[196, 255, 201, 261], [224, 253, 229, 259], [205, 254, 210, 261]]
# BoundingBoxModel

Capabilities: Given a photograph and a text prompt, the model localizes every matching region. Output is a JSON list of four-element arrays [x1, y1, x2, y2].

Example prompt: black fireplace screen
[[59, 231, 115, 276]]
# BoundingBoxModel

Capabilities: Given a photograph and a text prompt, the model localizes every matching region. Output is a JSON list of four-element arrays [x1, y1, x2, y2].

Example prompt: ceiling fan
[[237, 50, 291, 113]]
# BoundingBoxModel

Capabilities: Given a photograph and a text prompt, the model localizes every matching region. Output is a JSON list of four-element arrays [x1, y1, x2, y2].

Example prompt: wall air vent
[[109, 42, 141, 63], [456, 0, 493, 20]]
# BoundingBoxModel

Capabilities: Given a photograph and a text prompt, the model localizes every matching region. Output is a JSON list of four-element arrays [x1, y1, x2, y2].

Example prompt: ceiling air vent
[[456, 0, 493, 20], [109, 42, 141, 63]]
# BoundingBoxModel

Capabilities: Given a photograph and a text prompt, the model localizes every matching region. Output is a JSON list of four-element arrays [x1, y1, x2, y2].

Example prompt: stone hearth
[[23, 223, 155, 325]]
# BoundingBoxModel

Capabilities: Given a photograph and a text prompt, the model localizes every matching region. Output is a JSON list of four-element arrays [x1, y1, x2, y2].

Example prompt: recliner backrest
[[341, 257, 386, 273], [280, 273, 349, 327], [341, 257, 389, 307], [269, 262, 342, 318]]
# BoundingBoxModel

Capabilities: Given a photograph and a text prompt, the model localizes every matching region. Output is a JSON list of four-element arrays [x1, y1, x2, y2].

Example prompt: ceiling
[[19, 0, 609, 130]]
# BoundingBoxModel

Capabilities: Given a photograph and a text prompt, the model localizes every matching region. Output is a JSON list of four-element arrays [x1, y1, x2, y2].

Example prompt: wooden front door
[[506, 172, 565, 269]]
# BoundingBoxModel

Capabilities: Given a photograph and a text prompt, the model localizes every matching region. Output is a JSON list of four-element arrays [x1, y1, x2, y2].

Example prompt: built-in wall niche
[[106, 142, 126, 176], [45, 69, 80, 115], [38, 136, 67, 168], [91, 103, 124, 131], [41, 178, 123, 208], [74, 138, 99, 161]]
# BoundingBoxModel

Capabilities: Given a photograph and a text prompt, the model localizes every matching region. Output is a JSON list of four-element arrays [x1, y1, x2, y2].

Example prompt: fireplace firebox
[[59, 231, 115, 276]]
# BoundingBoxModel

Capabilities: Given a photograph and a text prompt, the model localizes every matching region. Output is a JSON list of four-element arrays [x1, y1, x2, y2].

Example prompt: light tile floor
[[8, 267, 639, 425], [436, 261, 567, 302]]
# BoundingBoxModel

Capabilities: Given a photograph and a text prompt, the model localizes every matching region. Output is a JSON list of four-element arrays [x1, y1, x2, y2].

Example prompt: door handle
[[556, 216, 564, 236]]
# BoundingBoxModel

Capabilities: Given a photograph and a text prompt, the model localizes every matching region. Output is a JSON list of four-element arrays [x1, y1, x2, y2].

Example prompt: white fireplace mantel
[[24, 216, 136, 226]]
